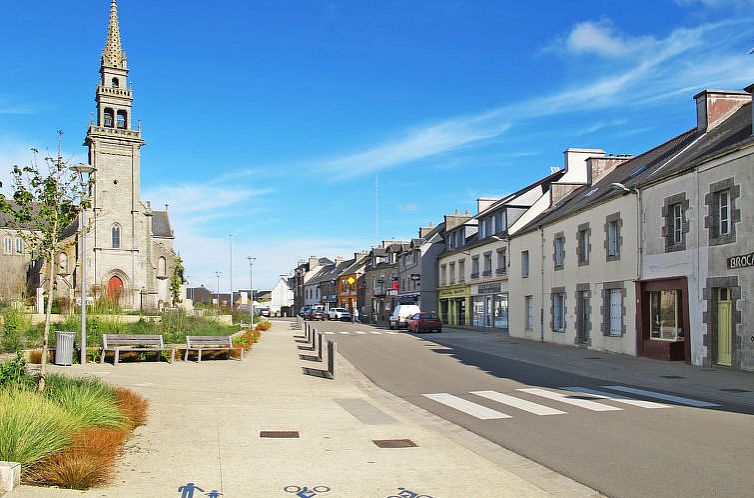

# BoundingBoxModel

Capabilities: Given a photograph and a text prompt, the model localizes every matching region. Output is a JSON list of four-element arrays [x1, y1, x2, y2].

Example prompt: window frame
[[111, 223, 121, 249], [521, 250, 529, 278]]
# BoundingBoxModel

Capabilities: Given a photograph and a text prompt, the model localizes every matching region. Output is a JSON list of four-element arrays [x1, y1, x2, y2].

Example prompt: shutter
[[609, 290, 621, 335]]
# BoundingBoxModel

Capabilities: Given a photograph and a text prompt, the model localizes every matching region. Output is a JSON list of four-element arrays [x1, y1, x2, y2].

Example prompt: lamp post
[[247, 256, 256, 324], [70, 163, 95, 365], [215, 271, 223, 308]]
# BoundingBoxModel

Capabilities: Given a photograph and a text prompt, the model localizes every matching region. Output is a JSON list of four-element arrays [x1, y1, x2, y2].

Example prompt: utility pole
[[247, 256, 256, 324], [229, 234, 234, 313]]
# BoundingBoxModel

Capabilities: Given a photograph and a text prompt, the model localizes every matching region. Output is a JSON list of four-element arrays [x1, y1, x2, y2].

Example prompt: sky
[[1, 0, 753, 291]]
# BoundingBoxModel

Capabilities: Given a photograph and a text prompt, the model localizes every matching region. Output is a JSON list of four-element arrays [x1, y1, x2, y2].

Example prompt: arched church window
[[111, 77, 119, 88], [2, 236, 12, 255], [104, 108, 114, 128], [59, 253, 68, 273], [15, 237, 23, 254], [158, 257, 167, 277], [112, 224, 121, 249], [116, 110, 127, 129]]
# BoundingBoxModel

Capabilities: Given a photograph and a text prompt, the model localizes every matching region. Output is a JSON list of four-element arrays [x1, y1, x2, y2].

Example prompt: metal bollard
[[327, 340, 336, 379], [317, 332, 323, 361]]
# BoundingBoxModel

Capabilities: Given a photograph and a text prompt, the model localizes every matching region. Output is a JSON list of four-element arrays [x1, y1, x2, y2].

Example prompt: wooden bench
[[101, 334, 175, 365], [184, 336, 243, 362]]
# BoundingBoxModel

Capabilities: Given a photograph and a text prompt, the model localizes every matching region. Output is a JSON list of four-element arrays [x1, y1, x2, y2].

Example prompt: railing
[[496, 268, 507, 275], [88, 124, 142, 140], [470, 272, 479, 279], [97, 85, 133, 97], [482, 270, 492, 277]]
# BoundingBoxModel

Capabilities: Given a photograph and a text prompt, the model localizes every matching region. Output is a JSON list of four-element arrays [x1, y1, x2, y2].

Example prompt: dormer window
[[104, 108, 114, 127], [116, 110, 127, 129], [112, 77, 120, 88]]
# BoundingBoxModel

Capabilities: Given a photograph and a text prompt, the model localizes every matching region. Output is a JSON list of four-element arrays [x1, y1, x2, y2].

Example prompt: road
[[306, 319, 754, 498]]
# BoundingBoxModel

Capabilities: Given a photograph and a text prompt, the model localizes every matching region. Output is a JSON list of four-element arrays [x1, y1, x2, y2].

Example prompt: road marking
[[338, 331, 351, 335], [368, 331, 382, 335], [562, 387, 670, 409], [471, 391, 567, 415], [324, 332, 335, 335], [385, 331, 400, 335], [423, 393, 511, 420], [602, 386, 721, 408], [354, 331, 367, 335], [517, 388, 622, 412]]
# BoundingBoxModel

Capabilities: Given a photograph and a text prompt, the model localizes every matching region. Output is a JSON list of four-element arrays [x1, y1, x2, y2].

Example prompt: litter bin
[[54, 331, 75, 366]]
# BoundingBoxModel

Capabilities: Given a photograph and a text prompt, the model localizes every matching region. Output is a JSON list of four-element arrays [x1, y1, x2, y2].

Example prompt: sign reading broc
[[727, 252, 754, 269]]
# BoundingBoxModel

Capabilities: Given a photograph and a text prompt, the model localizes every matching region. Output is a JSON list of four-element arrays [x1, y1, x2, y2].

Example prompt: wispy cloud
[[675, 0, 754, 8], [142, 184, 275, 219], [397, 203, 419, 213], [550, 19, 657, 58]]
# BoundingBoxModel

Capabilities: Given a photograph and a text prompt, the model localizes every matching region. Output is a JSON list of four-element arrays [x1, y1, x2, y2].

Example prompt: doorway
[[107, 275, 123, 304], [716, 288, 732, 366], [576, 290, 590, 345]]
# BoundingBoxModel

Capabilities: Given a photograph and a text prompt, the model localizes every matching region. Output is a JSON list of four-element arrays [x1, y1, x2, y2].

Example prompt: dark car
[[306, 309, 327, 321], [407, 312, 442, 333], [298, 306, 312, 317]]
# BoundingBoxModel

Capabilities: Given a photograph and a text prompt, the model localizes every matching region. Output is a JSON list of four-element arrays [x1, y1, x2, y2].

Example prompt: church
[[0, 0, 179, 311]]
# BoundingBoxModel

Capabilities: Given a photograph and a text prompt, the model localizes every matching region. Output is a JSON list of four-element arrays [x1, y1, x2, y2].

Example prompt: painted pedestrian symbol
[[178, 483, 204, 498], [283, 485, 331, 497], [386, 487, 433, 498], [206, 491, 223, 498]]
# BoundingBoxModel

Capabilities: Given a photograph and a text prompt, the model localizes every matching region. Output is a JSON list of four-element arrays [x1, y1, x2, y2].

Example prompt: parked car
[[306, 308, 327, 321], [389, 304, 421, 329], [407, 312, 443, 333], [328, 308, 352, 321], [258, 307, 270, 317], [298, 306, 312, 317]]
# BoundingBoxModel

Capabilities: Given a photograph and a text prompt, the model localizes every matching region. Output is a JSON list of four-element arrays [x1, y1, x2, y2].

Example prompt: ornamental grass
[[115, 387, 149, 429], [44, 375, 126, 429]]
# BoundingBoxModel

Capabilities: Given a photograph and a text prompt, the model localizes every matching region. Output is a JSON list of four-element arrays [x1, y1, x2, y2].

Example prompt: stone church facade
[[1, 0, 178, 311]]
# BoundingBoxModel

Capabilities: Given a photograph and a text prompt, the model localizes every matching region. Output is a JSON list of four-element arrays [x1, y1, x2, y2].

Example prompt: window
[[608, 289, 622, 336], [495, 211, 506, 233], [3, 236, 12, 254], [649, 290, 683, 341], [483, 253, 492, 275], [607, 222, 618, 257], [112, 224, 121, 248], [672, 204, 683, 244], [480, 217, 493, 238], [116, 110, 127, 129], [525, 296, 534, 330], [577, 224, 590, 265], [59, 253, 68, 273], [718, 190, 731, 236], [458, 259, 465, 282], [553, 235, 565, 269], [158, 257, 167, 277], [111, 77, 119, 88], [440, 265, 447, 286], [552, 292, 566, 332], [449, 262, 456, 284], [521, 251, 529, 278], [471, 256, 480, 278], [104, 108, 114, 127], [705, 179, 739, 245], [496, 248, 507, 274], [15, 237, 23, 254]]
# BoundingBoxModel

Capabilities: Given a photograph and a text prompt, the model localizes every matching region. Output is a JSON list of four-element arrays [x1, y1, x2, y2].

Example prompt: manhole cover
[[720, 388, 751, 393], [260, 431, 299, 438], [372, 439, 417, 448], [660, 375, 685, 379]]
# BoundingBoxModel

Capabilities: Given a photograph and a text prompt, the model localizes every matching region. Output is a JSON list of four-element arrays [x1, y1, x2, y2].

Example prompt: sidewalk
[[12, 320, 599, 498], [435, 327, 754, 410]]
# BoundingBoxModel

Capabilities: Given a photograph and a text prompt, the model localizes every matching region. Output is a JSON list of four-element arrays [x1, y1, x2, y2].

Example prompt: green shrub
[[0, 389, 77, 468], [0, 352, 32, 388], [44, 375, 126, 429], [1, 308, 25, 352]]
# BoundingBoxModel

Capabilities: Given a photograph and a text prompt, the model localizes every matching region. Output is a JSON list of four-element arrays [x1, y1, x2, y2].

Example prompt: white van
[[389, 304, 421, 329]]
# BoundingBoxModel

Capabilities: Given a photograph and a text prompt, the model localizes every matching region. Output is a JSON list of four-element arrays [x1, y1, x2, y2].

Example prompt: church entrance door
[[108, 276, 124, 303]]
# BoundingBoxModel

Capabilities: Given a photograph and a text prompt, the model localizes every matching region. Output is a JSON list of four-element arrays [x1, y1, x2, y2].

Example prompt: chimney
[[476, 198, 499, 214], [444, 213, 471, 230], [308, 256, 319, 268], [586, 155, 632, 185], [560, 148, 605, 184], [694, 89, 750, 132], [335, 256, 343, 266], [746, 84, 754, 135], [354, 251, 368, 261], [419, 225, 434, 238]]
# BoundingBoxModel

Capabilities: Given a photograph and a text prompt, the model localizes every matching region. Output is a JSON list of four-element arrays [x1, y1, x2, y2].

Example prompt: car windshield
[[420, 313, 438, 319]]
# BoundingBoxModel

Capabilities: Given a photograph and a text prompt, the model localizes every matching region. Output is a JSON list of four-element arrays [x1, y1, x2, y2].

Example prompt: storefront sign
[[439, 286, 469, 298], [477, 283, 502, 294], [728, 252, 754, 269]]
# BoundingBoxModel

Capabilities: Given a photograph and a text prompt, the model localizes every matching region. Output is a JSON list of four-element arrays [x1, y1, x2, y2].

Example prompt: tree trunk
[[37, 251, 57, 392]]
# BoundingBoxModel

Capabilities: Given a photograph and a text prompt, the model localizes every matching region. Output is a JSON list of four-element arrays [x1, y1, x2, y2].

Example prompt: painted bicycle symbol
[[283, 485, 331, 497], [386, 487, 433, 498]]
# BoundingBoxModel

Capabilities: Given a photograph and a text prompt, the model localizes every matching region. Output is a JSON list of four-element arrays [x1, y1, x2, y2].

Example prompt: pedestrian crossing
[[422, 386, 720, 421]]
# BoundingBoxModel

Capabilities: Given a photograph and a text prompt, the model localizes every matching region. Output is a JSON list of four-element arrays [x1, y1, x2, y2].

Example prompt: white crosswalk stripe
[[562, 387, 670, 409], [324, 332, 335, 335], [423, 393, 511, 420], [385, 331, 400, 335], [517, 388, 622, 412], [354, 331, 367, 335], [602, 386, 721, 408], [338, 331, 351, 335], [368, 331, 382, 335], [471, 391, 567, 415]]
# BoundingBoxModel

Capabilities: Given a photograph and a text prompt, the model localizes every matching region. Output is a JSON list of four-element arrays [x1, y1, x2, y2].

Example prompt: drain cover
[[372, 439, 417, 448], [260, 431, 299, 438], [660, 375, 685, 379], [720, 388, 751, 393]]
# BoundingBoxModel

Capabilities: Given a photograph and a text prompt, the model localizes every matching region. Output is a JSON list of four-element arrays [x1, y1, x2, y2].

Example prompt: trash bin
[[54, 331, 75, 366]]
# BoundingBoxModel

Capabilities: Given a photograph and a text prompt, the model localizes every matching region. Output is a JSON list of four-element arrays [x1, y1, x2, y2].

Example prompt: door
[[107, 276, 123, 304], [485, 296, 493, 327], [576, 291, 590, 344], [457, 299, 466, 325], [717, 288, 732, 366], [609, 289, 622, 336]]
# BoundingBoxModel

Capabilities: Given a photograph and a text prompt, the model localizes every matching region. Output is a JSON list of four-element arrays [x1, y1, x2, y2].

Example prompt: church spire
[[102, 0, 127, 69]]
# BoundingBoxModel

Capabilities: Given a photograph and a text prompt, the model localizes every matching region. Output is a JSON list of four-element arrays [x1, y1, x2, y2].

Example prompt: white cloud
[[397, 203, 419, 213], [675, 0, 754, 7], [561, 20, 656, 58], [141, 184, 275, 218]]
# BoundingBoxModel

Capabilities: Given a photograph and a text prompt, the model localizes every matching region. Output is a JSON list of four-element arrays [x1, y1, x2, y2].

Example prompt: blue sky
[[1, 0, 753, 291]]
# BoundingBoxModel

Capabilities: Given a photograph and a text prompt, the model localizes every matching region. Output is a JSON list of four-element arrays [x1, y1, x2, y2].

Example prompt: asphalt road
[[308, 319, 754, 498]]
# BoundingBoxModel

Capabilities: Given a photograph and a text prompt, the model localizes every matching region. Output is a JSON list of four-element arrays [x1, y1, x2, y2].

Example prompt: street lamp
[[247, 256, 256, 325], [70, 163, 95, 365], [215, 271, 223, 308]]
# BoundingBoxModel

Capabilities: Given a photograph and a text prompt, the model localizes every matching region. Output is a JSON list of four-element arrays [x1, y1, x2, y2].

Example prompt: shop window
[[472, 297, 485, 327], [704, 178, 740, 246], [3, 236, 12, 254], [521, 251, 529, 278], [551, 290, 566, 332], [525, 296, 534, 330], [649, 290, 683, 341], [494, 293, 508, 329], [553, 233, 565, 270], [577, 223, 590, 266]]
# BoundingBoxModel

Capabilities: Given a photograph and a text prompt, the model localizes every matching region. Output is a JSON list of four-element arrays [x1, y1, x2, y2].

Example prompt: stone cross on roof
[[102, 0, 127, 69]]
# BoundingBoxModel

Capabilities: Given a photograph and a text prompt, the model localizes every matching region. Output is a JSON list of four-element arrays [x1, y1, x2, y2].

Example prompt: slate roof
[[151, 210, 174, 238], [519, 103, 753, 235]]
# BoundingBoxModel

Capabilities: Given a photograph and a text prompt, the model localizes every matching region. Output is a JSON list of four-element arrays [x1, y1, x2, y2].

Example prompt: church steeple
[[102, 0, 127, 70]]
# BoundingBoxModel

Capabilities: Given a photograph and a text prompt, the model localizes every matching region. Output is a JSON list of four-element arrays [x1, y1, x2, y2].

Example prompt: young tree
[[169, 255, 185, 305], [0, 133, 87, 391]]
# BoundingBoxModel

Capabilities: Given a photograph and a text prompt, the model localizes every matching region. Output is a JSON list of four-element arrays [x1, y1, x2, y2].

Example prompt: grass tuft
[[115, 388, 149, 429], [44, 375, 126, 429]]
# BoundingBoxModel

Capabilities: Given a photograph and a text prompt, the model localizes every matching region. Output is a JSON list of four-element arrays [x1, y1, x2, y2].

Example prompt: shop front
[[438, 284, 470, 326], [636, 277, 690, 362], [470, 282, 508, 330]]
